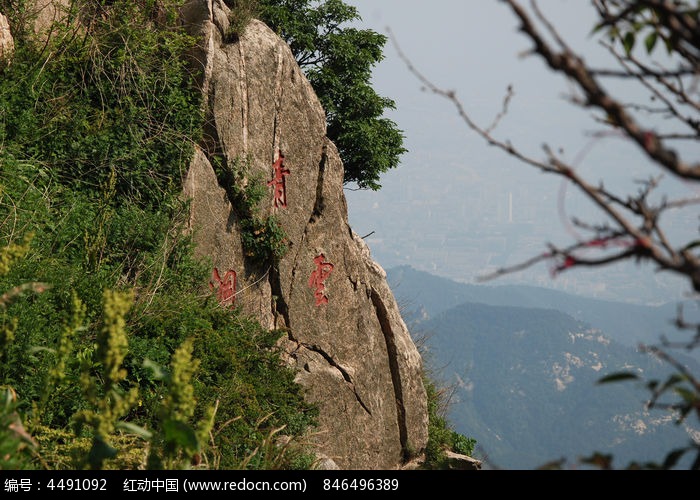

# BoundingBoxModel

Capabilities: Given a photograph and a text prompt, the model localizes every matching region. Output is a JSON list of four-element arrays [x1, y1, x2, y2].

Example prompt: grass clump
[[0, 0, 316, 471]]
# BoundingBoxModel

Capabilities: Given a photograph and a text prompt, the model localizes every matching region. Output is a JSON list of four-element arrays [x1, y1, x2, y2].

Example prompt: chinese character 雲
[[308, 254, 334, 306]]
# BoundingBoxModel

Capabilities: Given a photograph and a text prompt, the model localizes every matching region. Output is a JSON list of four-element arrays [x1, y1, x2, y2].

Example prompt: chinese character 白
[[209, 268, 236, 307]]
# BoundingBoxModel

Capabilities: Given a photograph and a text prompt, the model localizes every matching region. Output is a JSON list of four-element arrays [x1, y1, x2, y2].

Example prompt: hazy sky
[[342, 1, 697, 303], [345, 0, 616, 160], [344, 0, 668, 202]]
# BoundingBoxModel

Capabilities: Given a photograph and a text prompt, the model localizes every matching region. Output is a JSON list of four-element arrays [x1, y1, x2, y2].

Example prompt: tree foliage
[[0, 0, 317, 470], [259, 0, 406, 190], [396, 0, 700, 468]]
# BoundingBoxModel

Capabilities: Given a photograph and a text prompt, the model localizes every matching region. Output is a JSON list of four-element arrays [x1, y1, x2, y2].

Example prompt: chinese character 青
[[267, 152, 290, 208]]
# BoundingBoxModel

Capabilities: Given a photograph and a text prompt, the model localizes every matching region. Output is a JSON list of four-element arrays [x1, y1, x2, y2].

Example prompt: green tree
[[259, 0, 406, 190], [0, 0, 318, 470], [398, 0, 699, 469]]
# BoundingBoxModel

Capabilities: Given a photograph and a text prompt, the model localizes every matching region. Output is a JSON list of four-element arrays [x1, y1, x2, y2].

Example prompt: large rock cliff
[[180, 1, 428, 470], [4, 0, 430, 470]]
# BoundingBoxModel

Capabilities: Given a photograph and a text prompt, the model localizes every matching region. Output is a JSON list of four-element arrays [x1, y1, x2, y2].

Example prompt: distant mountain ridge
[[386, 265, 699, 469], [387, 265, 699, 350]]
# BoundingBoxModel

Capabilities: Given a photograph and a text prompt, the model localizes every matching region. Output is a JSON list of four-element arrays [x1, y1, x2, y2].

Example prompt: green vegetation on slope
[[411, 295, 696, 469], [0, 0, 317, 470], [0, 1, 464, 471]]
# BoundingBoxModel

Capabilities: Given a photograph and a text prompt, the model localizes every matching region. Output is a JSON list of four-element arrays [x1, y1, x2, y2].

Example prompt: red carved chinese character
[[209, 268, 236, 307], [308, 253, 334, 306], [267, 152, 290, 208]]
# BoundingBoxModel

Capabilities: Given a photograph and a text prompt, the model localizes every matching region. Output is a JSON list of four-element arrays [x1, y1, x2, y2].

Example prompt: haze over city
[[344, 0, 698, 305]]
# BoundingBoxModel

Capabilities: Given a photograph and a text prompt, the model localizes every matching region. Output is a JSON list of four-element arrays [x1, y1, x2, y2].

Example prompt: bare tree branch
[[390, 6, 700, 292], [391, 0, 700, 470], [505, 0, 700, 181]]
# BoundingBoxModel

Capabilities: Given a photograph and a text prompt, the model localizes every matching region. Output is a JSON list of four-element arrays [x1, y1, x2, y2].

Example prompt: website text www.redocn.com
[[183, 478, 306, 493]]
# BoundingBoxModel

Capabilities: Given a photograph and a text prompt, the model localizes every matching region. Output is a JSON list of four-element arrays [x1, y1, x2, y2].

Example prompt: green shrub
[[225, 0, 261, 42], [193, 312, 318, 469], [212, 154, 289, 266], [423, 376, 477, 469], [0, 0, 316, 470], [0, 1, 202, 206], [240, 215, 288, 265], [452, 432, 476, 457]]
